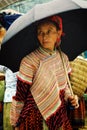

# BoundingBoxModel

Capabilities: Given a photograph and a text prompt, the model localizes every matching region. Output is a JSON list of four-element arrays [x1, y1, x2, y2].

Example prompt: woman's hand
[[68, 95, 79, 108], [13, 127, 19, 130], [15, 127, 19, 130]]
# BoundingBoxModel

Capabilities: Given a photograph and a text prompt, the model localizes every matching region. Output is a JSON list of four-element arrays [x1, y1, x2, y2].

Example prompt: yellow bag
[[70, 57, 87, 98]]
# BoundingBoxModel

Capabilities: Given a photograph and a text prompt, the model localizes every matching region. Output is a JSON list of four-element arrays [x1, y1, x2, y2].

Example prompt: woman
[[10, 15, 79, 130]]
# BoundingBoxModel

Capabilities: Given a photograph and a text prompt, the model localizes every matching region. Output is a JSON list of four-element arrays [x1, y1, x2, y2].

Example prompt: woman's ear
[[57, 30, 62, 38], [56, 30, 62, 43]]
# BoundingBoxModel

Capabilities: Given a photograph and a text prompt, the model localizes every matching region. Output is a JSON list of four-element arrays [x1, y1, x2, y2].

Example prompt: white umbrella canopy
[[0, 0, 87, 72], [72, 0, 87, 8], [2, 0, 81, 43]]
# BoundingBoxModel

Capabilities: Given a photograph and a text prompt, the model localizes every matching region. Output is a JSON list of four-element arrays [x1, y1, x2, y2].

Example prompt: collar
[[38, 46, 57, 56]]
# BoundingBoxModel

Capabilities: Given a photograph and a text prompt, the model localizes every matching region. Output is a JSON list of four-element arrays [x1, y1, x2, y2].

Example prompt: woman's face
[[37, 23, 61, 51]]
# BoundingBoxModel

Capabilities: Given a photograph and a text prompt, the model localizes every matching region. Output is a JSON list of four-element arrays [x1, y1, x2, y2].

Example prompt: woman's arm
[[10, 79, 30, 127]]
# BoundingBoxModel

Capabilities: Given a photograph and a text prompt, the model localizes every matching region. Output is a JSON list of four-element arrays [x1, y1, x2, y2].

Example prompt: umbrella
[[0, 0, 87, 72]]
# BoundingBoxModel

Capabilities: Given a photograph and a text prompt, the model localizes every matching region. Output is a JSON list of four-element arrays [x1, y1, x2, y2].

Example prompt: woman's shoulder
[[21, 48, 39, 65]]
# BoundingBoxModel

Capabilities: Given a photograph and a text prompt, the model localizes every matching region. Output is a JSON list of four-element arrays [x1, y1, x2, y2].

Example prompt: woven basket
[[69, 57, 87, 98]]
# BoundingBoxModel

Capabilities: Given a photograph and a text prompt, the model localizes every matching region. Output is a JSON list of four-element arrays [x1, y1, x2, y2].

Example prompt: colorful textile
[[18, 46, 71, 119], [18, 47, 71, 85], [30, 52, 67, 120], [11, 47, 72, 129], [11, 80, 43, 129], [10, 98, 24, 126], [46, 90, 73, 130]]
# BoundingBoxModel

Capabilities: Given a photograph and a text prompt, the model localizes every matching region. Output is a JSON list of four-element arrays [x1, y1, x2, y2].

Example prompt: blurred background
[[0, 0, 53, 13]]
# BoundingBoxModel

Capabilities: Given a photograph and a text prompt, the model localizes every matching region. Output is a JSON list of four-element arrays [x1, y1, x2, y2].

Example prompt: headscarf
[[49, 15, 65, 44]]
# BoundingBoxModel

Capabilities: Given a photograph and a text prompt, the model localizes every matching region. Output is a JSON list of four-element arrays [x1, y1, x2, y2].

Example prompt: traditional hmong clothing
[[10, 46, 73, 130]]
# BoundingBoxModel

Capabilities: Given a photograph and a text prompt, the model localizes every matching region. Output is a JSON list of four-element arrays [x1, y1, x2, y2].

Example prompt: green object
[[3, 103, 13, 130], [83, 94, 87, 101], [0, 80, 5, 101]]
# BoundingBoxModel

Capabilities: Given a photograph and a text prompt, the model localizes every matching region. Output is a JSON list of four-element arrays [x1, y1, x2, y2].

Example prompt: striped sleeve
[[10, 80, 30, 126], [17, 54, 36, 85]]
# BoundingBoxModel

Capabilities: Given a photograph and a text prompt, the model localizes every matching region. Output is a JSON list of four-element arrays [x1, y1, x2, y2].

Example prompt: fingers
[[68, 95, 79, 108], [15, 127, 19, 130]]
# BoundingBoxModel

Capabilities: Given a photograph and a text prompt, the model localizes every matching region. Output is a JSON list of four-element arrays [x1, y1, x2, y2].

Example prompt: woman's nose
[[42, 32, 49, 38]]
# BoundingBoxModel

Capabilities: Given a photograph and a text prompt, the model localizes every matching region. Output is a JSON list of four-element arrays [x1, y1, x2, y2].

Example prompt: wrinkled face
[[37, 23, 61, 51]]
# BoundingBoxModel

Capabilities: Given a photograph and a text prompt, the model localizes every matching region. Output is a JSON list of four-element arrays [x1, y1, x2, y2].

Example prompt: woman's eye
[[47, 30, 51, 34], [37, 31, 43, 36]]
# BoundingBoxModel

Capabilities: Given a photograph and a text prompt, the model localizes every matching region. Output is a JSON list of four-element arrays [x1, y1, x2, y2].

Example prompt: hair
[[36, 18, 60, 31]]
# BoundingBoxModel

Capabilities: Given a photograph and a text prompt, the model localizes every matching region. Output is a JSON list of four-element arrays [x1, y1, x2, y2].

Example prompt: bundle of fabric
[[69, 57, 87, 98]]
